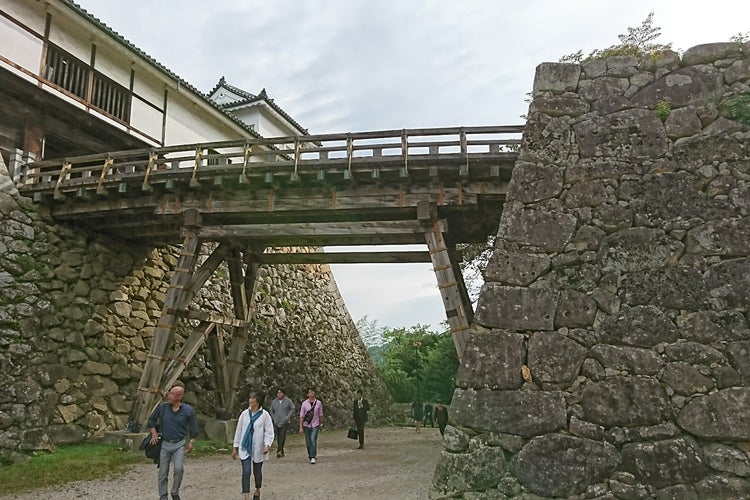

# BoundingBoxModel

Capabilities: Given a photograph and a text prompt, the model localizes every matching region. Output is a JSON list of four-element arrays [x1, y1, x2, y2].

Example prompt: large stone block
[[456, 330, 524, 390], [632, 171, 735, 226], [475, 284, 557, 331], [518, 115, 574, 164], [599, 305, 678, 347], [512, 434, 619, 497], [599, 227, 684, 273], [574, 108, 668, 159], [677, 310, 750, 343], [686, 218, 750, 256], [632, 65, 723, 108], [527, 331, 587, 386], [677, 388, 750, 439], [432, 446, 506, 496], [451, 388, 566, 437], [582, 376, 672, 427], [532, 62, 581, 92], [659, 362, 714, 395], [705, 257, 750, 309], [590, 344, 664, 375], [621, 267, 707, 310], [505, 162, 564, 204], [621, 437, 708, 488], [500, 209, 577, 252], [554, 289, 596, 328], [483, 250, 551, 286]]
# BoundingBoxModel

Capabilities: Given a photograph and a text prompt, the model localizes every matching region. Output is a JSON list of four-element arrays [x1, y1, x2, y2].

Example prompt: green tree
[[374, 324, 458, 404], [356, 314, 386, 347], [560, 12, 672, 63]]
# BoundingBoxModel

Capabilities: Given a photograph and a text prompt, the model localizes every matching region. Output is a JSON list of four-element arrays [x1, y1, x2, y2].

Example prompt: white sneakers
[[310, 458, 317, 464]]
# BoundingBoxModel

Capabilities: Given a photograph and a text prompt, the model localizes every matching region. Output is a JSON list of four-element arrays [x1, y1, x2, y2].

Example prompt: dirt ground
[[3, 426, 444, 500]]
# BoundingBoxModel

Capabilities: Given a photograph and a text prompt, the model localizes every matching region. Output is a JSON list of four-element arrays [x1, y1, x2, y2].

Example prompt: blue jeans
[[303, 426, 319, 459], [158, 439, 186, 499], [241, 458, 263, 493]]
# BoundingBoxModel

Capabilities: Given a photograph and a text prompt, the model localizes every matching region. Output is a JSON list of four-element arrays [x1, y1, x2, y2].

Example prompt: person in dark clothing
[[423, 401, 434, 428], [148, 383, 199, 500], [412, 400, 423, 432], [352, 389, 371, 449], [435, 399, 449, 437], [269, 388, 295, 458]]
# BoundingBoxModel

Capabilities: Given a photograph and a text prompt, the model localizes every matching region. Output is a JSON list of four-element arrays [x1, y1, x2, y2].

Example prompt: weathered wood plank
[[223, 247, 263, 413], [128, 225, 202, 429], [256, 251, 431, 264], [206, 325, 231, 416], [419, 201, 471, 359], [196, 220, 446, 239]]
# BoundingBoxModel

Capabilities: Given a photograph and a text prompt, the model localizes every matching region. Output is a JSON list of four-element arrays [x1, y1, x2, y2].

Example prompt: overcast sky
[[75, 0, 750, 331]]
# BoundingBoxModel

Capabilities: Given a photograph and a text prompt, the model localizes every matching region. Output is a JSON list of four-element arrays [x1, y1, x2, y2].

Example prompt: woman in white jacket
[[232, 391, 275, 500]]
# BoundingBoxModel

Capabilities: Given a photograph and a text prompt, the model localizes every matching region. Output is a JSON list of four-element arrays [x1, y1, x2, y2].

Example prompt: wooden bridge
[[13, 125, 522, 429]]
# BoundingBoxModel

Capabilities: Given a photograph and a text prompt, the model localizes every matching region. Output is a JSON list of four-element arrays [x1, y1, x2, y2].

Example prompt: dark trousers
[[438, 422, 447, 436], [423, 413, 434, 427], [275, 423, 289, 452], [240, 458, 263, 493], [355, 419, 365, 446]]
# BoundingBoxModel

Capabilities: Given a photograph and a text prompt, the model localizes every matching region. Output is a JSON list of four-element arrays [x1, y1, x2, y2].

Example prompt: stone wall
[[0, 159, 392, 463], [433, 42, 750, 498]]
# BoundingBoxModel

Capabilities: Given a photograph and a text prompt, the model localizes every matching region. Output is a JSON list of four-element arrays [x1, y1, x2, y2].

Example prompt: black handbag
[[347, 427, 358, 439]]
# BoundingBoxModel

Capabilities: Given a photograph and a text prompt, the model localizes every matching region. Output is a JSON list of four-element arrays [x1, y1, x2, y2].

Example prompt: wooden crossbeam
[[158, 321, 216, 399], [256, 251, 431, 264], [196, 220, 447, 246]]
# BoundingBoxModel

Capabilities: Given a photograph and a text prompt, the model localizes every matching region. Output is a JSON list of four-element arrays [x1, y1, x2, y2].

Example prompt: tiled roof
[[61, 0, 262, 140], [209, 78, 309, 135]]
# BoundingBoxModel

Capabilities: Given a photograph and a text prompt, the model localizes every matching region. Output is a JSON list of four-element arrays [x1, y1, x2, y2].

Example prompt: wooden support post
[[127, 210, 203, 431], [206, 324, 231, 418], [418, 201, 471, 359], [220, 245, 264, 415]]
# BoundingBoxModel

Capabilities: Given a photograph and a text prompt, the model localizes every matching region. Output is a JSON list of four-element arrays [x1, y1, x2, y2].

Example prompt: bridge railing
[[15, 125, 523, 200]]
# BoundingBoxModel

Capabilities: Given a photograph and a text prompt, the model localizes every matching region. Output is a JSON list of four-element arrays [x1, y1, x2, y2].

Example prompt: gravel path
[[2, 426, 443, 499]]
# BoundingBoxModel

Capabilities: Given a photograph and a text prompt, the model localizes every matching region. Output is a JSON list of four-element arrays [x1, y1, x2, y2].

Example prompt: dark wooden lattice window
[[43, 44, 131, 123]]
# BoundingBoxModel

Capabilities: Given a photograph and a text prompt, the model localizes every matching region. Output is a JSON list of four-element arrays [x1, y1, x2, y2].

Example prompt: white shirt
[[233, 408, 275, 462]]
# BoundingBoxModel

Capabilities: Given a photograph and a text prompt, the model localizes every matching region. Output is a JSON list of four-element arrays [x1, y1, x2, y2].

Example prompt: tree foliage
[[368, 324, 458, 404], [560, 12, 672, 63], [457, 235, 495, 303]]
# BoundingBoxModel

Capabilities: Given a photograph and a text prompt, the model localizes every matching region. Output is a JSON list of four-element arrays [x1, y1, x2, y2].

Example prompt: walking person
[[423, 401, 434, 428], [147, 383, 199, 500], [232, 391, 275, 500], [299, 388, 324, 464], [412, 399, 423, 433], [352, 389, 370, 449], [435, 399, 449, 437], [269, 388, 294, 458]]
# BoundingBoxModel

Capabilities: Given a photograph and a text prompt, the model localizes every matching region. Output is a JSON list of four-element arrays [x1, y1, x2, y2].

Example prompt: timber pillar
[[418, 201, 473, 359]]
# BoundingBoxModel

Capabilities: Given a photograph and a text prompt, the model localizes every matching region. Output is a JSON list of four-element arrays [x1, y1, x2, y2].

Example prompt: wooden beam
[[221, 246, 264, 414], [206, 325, 231, 418], [174, 242, 231, 311], [184, 309, 248, 327], [158, 321, 216, 401], [257, 251, 431, 264], [128, 225, 202, 430], [197, 220, 444, 238], [419, 201, 471, 360]]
